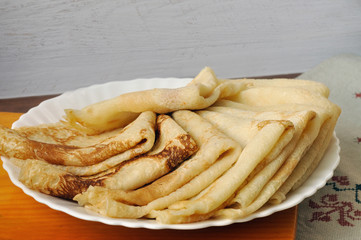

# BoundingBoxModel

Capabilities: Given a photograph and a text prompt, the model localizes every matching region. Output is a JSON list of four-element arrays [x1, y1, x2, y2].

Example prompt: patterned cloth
[[296, 54, 361, 240]]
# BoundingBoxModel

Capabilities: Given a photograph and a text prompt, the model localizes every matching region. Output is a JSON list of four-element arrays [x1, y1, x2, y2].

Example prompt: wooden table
[[0, 75, 300, 239]]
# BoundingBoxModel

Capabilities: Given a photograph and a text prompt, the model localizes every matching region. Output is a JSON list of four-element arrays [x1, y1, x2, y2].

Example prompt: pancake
[[227, 78, 330, 97], [16, 114, 198, 199], [64, 67, 246, 134], [74, 110, 242, 218], [149, 118, 293, 223], [0, 111, 156, 168]]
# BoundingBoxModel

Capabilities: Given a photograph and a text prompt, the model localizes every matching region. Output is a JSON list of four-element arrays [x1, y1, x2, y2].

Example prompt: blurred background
[[1, 0, 361, 99]]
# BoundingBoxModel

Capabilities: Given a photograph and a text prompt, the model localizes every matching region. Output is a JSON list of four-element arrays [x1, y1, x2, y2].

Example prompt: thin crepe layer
[[149, 119, 293, 223], [229, 87, 340, 201], [75, 110, 294, 222], [76, 110, 241, 206], [75, 144, 240, 219], [0, 111, 156, 167], [199, 107, 316, 208], [269, 118, 336, 203], [64, 67, 246, 134], [211, 86, 340, 218], [16, 114, 198, 199], [227, 78, 330, 97], [75, 110, 242, 218], [214, 112, 323, 219], [196, 109, 298, 185]]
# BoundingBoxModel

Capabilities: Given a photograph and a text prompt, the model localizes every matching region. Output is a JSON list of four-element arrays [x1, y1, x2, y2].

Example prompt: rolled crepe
[[200, 107, 316, 208], [292, 120, 336, 190], [229, 86, 340, 202], [215, 119, 326, 218], [78, 110, 240, 205], [75, 142, 241, 219], [214, 114, 322, 218], [64, 67, 246, 134], [196, 110, 297, 184], [215, 124, 320, 219], [227, 86, 338, 115], [74, 110, 242, 218], [227, 78, 330, 97], [270, 117, 336, 203], [16, 114, 198, 199], [0, 111, 156, 167], [197, 109, 297, 153], [149, 119, 294, 223], [211, 84, 340, 218]]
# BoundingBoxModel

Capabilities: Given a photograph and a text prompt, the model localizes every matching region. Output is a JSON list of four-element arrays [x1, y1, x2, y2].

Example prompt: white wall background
[[1, 0, 361, 99]]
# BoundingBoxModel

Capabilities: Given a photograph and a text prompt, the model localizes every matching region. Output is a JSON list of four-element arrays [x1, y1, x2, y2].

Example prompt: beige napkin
[[296, 54, 361, 240]]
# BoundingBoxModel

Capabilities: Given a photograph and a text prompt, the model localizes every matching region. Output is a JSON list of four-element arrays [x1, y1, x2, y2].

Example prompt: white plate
[[1, 78, 340, 230]]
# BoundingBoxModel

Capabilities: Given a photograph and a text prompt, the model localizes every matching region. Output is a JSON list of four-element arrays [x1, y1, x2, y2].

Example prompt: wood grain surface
[[0, 112, 297, 240]]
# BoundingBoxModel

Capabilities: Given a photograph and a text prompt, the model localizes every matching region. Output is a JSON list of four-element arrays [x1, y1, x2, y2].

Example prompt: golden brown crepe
[[0, 111, 156, 167], [269, 117, 336, 204], [149, 118, 293, 223], [211, 83, 340, 218], [200, 107, 316, 208], [13, 114, 198, 200], [229, 85, 340, 202], [74, 110, 242, 218]]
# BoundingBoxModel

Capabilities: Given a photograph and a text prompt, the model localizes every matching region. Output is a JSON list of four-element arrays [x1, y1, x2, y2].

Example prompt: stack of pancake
[[0, 67, 341, 224]]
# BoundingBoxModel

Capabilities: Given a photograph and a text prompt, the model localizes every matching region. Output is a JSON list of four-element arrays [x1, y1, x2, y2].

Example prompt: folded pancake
[[276, 88, 340, 197], [149, 119, 294, 223], [0, 111, 156, 168], [197, 109, 297, 159], [292, 120, 335, 190], [16, 114, 198, 199], [16, 122, 120, 147], [210, 84, 340, 218], [216, 122, 326, 218], [201, 107, 316, 208], [196, 110, 297, 188], [214, 111, 324, 219], [227, 78, 330, 97], [75, 139, 240, 219], [227, 86, 338, 115], [150, 197, 233, 224], [64, 67, 246, 134], [102, 114, 198, 191], [270, 116, 336, 203], [229, 86, 340, 202], [74, 110, 242, 218]]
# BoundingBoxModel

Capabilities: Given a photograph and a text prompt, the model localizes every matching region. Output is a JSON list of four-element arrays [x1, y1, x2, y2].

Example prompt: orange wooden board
[[0, 112, 297, 240]]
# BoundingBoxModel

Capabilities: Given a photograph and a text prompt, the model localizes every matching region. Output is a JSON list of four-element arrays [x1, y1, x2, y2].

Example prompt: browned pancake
[[0, 112, 156, 167], [14, 114, 198, 200]]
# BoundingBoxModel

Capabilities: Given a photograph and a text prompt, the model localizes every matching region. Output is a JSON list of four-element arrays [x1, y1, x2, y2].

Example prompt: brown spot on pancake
[[47, 173, 107, 200], [257, 120, 294, 130], [164, 134, 198, 170], [48, 133, 198, 200]]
